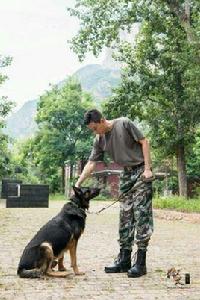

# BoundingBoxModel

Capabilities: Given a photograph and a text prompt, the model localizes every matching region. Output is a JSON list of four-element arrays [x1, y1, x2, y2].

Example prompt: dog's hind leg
[[39, 242, 54, 274], [17, 242, 53, 279], [58, 255, 67, 272], [40, 243, 71, 278], [51, 260, 58, 269], [69, 240, 85, 276]]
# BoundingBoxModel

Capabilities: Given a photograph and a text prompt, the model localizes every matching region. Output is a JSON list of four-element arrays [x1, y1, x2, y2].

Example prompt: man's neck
[[104, 120, 114, 132]]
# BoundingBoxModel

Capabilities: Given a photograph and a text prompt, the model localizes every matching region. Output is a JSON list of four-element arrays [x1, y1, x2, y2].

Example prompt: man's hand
[[75, 181, 80, 188], [75, 161, 96, 188], [142, 169, 153, 180]]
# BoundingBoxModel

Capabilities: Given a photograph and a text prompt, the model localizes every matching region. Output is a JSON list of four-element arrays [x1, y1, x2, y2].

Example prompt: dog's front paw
[[75, 271, 85, 276]]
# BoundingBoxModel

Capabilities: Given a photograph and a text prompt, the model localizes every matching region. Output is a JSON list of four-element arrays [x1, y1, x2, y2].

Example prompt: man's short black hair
[[84, 109, 103, 125]]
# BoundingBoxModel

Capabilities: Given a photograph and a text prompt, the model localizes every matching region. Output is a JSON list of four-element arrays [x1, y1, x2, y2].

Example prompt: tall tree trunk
[[70, 163, 74, 181], [66, 163, 74, 198], [176, 142, 188, 197], [61, 165, 65, 194]]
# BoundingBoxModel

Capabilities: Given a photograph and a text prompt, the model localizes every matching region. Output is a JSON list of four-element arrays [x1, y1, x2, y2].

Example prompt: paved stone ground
[[0, 200, 200, 300]]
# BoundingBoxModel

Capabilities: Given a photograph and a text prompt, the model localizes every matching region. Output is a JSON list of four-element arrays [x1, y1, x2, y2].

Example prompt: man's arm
[[75, 160, 97, 187], [138, 138, 153, 179]]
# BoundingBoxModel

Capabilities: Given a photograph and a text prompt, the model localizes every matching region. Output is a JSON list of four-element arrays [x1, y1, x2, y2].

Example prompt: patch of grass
[[153, 196, 200, 213], [155, 268, 165, 273]]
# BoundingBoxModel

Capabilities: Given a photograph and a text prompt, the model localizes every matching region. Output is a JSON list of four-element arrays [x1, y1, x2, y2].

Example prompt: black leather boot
[[127, 249, 147, 278], [105, 249, 131, 273]]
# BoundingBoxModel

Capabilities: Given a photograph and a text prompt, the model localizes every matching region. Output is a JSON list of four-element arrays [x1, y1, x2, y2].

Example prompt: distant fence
[[1, 179, 22, 199], [1, 179, 49, 208]]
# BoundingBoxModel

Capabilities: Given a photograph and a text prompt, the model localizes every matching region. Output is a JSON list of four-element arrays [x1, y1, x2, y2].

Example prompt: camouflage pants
[[118, 164, 153, 251]]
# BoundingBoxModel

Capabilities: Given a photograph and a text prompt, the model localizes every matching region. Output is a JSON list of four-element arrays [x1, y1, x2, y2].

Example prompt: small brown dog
[[167, 267, 182, 285]]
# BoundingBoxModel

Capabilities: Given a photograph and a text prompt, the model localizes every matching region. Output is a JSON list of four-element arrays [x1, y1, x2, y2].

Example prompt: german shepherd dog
[[17, 186, 100, 278]]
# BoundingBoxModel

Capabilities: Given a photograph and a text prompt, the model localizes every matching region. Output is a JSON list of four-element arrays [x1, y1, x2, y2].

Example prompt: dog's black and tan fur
[[17, 186, 100, 278]]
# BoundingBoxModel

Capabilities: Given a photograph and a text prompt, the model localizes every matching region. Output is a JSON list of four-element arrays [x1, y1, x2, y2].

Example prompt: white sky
[[0, 0, 104, 110]]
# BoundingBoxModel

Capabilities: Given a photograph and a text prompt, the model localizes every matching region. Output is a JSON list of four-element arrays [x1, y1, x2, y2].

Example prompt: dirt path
[[0, 200, 200, 300]]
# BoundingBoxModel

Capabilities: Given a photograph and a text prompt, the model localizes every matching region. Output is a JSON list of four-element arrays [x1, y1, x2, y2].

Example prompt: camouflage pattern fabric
[[118, 165, 153, 251]]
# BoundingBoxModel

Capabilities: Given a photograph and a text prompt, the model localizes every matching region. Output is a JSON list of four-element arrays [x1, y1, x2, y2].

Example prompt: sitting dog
[[17, 186, 100, 278]]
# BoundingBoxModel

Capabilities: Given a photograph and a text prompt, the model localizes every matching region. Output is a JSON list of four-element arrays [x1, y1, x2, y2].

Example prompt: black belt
[[124, 162, 144, 172]]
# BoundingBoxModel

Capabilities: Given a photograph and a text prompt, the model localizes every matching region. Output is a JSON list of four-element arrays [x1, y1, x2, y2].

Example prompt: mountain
[[74, 64, 120, 105], [5, 100, 38, 139], [5, 64, 121, 139]]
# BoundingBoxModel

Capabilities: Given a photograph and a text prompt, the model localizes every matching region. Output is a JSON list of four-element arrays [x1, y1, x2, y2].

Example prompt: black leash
[[89, 175, 156, 215]]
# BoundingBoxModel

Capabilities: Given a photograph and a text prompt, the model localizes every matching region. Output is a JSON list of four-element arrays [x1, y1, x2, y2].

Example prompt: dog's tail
[[17, 268, 42, 278]]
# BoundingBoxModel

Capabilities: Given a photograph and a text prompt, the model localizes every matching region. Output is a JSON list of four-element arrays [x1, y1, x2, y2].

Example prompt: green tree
[[35, 78, 94, 192], [104, 18, 200, 197], [11, 138, 40, 183], [0, 133, 12, 177], [68, 1, 200, 61], [0, 55, 13, 125], [0, 54, 14, 178], [187, 128, 200, 177]]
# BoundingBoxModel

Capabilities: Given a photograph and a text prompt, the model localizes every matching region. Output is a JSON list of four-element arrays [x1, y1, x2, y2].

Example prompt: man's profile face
[[87, 119, 106, 135]]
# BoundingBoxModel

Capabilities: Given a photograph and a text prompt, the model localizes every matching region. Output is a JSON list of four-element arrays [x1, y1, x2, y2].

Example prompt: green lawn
[[153, 196, 200, 213]]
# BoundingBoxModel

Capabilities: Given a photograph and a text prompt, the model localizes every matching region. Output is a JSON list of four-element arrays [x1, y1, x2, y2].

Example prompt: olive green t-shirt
[[89, 117, 145, 167]]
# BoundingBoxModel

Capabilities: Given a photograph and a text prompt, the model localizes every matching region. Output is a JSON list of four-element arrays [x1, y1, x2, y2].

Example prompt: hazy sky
[[0, 0, 104, 110]]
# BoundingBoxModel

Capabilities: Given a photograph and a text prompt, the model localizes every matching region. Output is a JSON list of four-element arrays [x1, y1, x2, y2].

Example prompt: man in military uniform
[[75, 109, 153, 278]]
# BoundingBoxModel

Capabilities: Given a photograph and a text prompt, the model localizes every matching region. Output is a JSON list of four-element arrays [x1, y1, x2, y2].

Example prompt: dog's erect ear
[[73, 186, 82, 197]]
